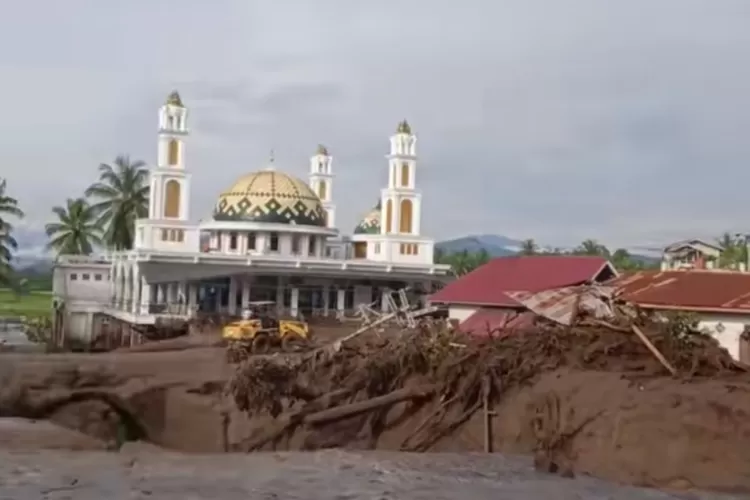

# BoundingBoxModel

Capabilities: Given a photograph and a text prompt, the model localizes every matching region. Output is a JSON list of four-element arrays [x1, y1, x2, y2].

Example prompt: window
[[269, 232, 279, 252], [70, 273, 78, 281], [291, 235, 301, 255], [308, 236, 316, 256], [176, 230, 184, 242], [82, 273, 91, 281], [247, 232, 256, 251], [229, 231, 238, 250], [399, 243, 418, 255], [161, 229, 169, 241], [401, 162, 410, 187], [94, 274, 103, 281], [214, 231, 222, 250], [374, 243, 381, 254]]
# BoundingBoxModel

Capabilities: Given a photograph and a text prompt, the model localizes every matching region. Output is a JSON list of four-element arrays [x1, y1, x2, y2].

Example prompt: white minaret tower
[[380, 120, 421, 238], [309, 144, 335, 228], [148, 90, 191, 221]]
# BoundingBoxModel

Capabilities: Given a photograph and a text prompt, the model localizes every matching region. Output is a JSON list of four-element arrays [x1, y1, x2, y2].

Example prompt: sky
[[2, 0, 750, 252]]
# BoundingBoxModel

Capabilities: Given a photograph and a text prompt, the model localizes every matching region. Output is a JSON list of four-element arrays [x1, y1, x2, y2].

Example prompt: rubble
[[228, 298, 746, 475]]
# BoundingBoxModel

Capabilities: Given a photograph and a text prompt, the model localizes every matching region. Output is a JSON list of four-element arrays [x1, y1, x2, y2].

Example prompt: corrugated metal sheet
[[506, 285, 616, 326], [430, 256, 616, 307], [459, 308, 535, 336], [610, 270, 750, 313]]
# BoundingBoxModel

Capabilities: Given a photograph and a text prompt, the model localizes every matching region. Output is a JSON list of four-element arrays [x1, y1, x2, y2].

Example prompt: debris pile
[[228, 304, 746, 473]]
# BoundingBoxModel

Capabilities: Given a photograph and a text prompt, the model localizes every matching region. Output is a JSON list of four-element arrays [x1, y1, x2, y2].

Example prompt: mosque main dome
[[213, 169, 326, 227]]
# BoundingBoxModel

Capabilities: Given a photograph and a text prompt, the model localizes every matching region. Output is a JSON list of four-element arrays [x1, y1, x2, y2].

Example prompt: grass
[[0, 288, 52, 318]]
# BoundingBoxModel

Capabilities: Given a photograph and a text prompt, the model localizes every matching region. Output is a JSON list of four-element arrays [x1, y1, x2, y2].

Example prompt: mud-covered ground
[[2, 325, 750, 497], [0, 447, 743, 499]]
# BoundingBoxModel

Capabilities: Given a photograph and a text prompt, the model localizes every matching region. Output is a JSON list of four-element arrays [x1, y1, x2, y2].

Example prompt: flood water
[[0, 449, 742, 499]]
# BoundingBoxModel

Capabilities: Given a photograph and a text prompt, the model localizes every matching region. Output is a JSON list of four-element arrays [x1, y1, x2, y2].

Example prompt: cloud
[[1, 0, 750, 252]]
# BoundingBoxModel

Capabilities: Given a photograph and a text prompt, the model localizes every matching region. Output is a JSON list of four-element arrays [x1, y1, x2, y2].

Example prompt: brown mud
[[1, 321, 750, 494]]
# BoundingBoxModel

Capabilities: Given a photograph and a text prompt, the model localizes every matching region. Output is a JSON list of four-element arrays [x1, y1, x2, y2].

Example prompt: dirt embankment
[[1, 321, 750, 494]]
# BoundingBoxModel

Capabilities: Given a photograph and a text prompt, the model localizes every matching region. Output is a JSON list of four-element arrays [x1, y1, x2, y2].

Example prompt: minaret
[[148, 90, 191, 221], [380, 120, 421, 237], [309, 144, 335, 228]]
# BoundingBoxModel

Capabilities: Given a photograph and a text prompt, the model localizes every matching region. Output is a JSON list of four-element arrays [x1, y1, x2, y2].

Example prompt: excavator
[[222, 301, 311, 363]]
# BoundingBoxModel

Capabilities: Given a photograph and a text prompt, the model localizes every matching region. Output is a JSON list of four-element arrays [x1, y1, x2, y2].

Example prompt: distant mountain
[[436, 235, 521, 257], [11, 227, 49, 259], [436, 234, 660, 265]]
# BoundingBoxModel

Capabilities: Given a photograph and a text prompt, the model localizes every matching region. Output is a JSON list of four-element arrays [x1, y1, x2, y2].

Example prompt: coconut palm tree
[[85, 155, 149, 250], [0, 179, 24, 287], [519, 239, 538, 256], [0, 179, 24, 224], [45, 198, 103, 256]]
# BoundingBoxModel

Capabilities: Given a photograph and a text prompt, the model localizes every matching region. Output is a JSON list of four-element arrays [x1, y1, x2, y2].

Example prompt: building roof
[[459, 308, 535, 336], [353, 201, 381, 234], [430, 255, 616, 307], [663, 239, 723, 253], [213, 170, 326, 227], [612, 270, 750, 314]]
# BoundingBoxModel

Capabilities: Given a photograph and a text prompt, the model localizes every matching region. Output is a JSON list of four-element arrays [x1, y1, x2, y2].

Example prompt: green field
[[0, 289, 52, 318]]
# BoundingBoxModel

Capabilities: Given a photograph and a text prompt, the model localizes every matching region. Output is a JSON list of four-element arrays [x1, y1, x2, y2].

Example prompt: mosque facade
[[52, 92, 451, 339]]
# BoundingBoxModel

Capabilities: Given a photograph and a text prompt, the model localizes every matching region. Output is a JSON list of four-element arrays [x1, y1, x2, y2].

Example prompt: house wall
[[447, 305, 478, 322], [692, 312, 750, 361]]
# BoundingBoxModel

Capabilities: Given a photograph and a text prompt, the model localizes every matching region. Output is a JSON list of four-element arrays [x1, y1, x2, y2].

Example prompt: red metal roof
[[430, 256, 615, 307], [612, 270, 750, 313], [459, 308, 535, 337]]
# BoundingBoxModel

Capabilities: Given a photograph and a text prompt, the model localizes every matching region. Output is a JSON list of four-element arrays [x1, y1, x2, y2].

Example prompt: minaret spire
[[149, 90, 192, 221], [380, 120, 421, 236], [309, 144, 335, 228]]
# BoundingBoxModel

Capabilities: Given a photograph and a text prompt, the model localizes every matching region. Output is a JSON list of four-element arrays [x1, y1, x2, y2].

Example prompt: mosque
[[52, 91, 451, 339]]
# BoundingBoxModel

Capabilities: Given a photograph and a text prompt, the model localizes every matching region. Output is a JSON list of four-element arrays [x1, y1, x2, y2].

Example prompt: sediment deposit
[[1, 317, 749, 494]]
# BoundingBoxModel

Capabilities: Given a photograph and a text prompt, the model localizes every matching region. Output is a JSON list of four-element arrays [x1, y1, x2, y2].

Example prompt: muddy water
[[0, 450, 741, 499]]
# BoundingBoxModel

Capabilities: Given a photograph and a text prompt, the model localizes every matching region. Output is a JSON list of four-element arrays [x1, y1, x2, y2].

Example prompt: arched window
[[385, 200, 393, 233], [318, 181, 327, 200], [168, 139, 180, 166], [164, 180, 181, 218], [399, 199, 413, 233], [401, 162, 410, 187]]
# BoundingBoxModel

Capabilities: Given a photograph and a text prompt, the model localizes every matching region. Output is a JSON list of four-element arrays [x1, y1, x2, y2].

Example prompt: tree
[[434, 248, 491, 276], [574, 239, 609, 257], [717, 232, 747, 269], [0, 179, 24, 287], [45, 198, 103, 256], [519, 239, 538, 256], [85, 155, 149, 250]]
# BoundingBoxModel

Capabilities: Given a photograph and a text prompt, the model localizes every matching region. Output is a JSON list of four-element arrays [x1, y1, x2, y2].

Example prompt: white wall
[[448, 305, 478, 323], [135, 221, 200, 252], [53, 263, 111, 303], [206, 230, 325, 258], [694, 312, 749, 361]]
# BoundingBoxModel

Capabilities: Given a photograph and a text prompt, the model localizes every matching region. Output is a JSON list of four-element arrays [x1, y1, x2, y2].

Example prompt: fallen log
[[305, 383, 440, 426], [240, 388, 353, 451], [631, 324, 677, 376]]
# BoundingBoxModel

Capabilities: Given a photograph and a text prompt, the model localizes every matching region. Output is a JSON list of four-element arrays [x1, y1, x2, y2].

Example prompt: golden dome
[[213, 170, 326, 227]]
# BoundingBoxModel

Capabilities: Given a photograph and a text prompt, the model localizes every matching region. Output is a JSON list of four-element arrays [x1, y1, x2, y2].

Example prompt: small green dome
[[353, 201, 381, 234]]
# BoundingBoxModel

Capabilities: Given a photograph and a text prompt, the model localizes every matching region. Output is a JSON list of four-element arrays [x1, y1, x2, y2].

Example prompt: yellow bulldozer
[[222, 301, 311, 363]]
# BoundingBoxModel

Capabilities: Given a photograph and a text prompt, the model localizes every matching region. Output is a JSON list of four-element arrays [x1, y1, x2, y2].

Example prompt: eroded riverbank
[[1, 324, 750, 496]]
